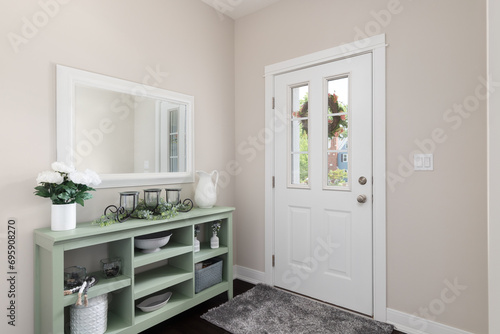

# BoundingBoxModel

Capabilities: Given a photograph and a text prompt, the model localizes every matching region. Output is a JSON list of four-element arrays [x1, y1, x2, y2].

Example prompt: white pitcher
[[194, 170, 219, 208]]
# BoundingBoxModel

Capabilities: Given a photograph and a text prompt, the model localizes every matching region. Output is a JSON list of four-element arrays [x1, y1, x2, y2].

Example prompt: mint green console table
[[34, 207, 234, 334]]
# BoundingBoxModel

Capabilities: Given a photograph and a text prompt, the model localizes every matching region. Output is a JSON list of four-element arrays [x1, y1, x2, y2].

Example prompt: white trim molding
[[264, 34, 387, 76], [488, 1, 500, 333], [233, 265, 266, 285], [387, 309, 475, 334], [264, 34, 387, 321]]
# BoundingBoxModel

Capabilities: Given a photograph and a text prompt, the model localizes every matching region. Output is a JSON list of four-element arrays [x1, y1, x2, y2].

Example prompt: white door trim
[[264, 34, 387, 321]]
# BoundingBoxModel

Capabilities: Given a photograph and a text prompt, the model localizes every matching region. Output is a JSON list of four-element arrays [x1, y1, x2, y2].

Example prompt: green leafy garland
[[92, 198, 191, 227]]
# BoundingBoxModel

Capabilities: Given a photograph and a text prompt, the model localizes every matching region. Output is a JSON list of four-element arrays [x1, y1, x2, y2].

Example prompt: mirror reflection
[[74, 85, 187, 174], [56, 65, 194, 188]]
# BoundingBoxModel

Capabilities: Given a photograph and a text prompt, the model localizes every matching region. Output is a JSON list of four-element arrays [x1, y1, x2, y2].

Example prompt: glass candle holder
[[165, 188, 181, 205], [144, 188, 162, 211], [64, 266, 86, 289], [100, 257, 121, 278], [120, 191, 139, 214]]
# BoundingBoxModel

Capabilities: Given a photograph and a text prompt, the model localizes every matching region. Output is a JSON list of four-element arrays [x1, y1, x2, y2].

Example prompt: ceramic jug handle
[[212, 170, 219, 189]]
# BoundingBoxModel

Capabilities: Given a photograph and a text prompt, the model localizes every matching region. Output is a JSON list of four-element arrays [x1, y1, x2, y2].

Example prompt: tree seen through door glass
[[326, 77, 349, 188], [291, 85, 309, 186]]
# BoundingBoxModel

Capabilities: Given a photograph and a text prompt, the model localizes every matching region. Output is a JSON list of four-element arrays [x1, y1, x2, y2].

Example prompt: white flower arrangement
[[212, 221, 221, 234], [34, 161, 101, 206]]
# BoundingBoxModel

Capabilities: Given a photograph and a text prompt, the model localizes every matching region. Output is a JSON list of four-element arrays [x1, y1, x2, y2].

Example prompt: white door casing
[[274, 54, 373, 315], [264, 34, 387, 321]]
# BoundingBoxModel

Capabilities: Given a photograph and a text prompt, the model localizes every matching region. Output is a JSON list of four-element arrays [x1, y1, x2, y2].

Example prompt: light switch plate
[[414, 154, 433, 171]]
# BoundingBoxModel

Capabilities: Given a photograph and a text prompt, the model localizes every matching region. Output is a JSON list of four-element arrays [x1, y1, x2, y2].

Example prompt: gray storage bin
[[195, 258, 223, 293]]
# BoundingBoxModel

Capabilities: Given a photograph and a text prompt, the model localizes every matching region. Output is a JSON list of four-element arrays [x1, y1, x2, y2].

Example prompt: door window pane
[[290, 85, 309, 186], [326, 77, 349, 188], [327, 152, 349, 187], [291, 153, 309, 185], [291, 120, 308, 151], [292, 86, 309, 118]]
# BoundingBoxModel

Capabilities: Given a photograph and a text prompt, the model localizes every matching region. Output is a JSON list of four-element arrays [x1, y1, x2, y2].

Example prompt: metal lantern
[[165, 188, 194, 212], [165, 188, 182, 205], [143, 188, 161, 211], [119, 191, 139, 214], [104, 191, 139, 223]]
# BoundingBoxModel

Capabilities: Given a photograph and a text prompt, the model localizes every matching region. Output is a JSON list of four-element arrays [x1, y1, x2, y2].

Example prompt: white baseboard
[[387, 308, 474, 334], [233, 265, 266, 285]]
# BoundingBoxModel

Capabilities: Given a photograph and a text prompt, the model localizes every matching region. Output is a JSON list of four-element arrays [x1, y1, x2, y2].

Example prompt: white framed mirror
[[56, 65, 194, 188]]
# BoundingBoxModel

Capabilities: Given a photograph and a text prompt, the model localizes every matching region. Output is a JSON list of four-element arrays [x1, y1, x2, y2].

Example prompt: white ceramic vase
[[210, 232, 219, 249], [194, 170, 219, 208], [194, 237, 200, 252], [51, 203, 76, 231]]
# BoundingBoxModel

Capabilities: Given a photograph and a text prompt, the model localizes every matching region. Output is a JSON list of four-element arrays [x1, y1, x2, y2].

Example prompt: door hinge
[[272, 255, 275, 267], [272, 176, 275, 188], [272, 97, 275, 109]]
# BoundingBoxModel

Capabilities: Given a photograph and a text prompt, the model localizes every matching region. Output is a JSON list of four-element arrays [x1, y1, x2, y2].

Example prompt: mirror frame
[[56, 64, 194, 188]]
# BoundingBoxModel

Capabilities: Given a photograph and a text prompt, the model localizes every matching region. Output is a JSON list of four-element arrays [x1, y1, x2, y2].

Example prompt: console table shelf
[[34, 206, 234, 334], [62, 274, 132, 307], [134, 242, 192, 267], [195, 244, 229, 262]]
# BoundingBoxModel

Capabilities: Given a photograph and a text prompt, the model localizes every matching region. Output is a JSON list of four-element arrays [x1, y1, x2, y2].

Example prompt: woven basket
[[70, 294, 108, 334], [195, 258, 223, 293]]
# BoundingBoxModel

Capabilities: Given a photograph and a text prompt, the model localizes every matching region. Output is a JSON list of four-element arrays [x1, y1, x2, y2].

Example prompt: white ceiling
[[203, 0, 282, 20]]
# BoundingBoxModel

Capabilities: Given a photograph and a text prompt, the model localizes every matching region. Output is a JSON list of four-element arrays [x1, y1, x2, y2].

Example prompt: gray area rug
[[202, 284, 394, 334]]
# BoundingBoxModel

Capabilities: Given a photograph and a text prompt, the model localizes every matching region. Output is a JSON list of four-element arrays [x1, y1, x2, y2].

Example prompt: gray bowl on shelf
[[136, 291, 172, 312], [134, 231, 172, 253]]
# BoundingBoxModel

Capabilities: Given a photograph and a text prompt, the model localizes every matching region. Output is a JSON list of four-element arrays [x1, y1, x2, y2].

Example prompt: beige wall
[[234, 0, 487, 333], [0, 0, 234, 333]]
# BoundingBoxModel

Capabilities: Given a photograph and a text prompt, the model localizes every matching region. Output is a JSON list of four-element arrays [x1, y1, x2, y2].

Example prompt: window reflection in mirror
[[74, 85, 186, 174]]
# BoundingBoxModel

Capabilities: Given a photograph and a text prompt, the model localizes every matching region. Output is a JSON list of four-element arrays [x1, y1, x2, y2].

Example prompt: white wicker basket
[[70, 294, 108, 334]]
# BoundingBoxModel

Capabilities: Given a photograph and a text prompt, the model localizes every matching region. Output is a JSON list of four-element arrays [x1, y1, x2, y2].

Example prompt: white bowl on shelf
[[134, 231, 172, 253], [136, 291, 172, 312]]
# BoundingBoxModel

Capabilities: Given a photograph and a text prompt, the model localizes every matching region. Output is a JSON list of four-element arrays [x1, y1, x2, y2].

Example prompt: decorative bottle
[[194, 225, 200, 252], [210, 232, 219, 249]]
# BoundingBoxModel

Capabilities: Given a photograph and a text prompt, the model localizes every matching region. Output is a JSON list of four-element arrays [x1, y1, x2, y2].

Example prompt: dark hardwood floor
[[141, 279, 405, 334]]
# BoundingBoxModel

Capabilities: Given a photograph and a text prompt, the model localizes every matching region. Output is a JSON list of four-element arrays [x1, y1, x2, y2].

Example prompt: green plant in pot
[[34, 161, 101, 231]]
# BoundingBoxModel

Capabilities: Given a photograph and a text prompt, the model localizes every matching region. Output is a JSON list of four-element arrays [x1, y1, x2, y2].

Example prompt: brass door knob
[[357, 194, 367, 203]]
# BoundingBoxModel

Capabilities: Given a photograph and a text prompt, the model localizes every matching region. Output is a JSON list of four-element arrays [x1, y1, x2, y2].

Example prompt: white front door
[[274, 53, 373, 315]]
